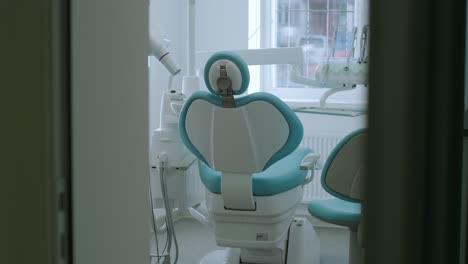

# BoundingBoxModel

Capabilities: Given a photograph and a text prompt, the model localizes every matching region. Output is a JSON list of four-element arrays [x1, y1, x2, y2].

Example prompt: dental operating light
[[150, 34, 182, 76]]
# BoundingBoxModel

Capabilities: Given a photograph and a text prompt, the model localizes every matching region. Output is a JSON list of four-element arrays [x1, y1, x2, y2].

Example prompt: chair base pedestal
[[199, 217, 320, 264]]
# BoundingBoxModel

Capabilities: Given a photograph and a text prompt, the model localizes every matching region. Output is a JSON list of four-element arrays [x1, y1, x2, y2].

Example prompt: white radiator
[[300, 132, 345, 202]]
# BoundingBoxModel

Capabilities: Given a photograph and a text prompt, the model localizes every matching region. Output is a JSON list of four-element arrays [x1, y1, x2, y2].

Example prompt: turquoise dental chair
[[308, 129, 366, 264], [179, 51, 321, 264]]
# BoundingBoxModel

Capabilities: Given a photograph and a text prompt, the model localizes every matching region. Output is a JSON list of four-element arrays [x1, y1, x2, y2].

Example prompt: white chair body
[[180, 93, 310, 263], [180, 51, 313, 263]]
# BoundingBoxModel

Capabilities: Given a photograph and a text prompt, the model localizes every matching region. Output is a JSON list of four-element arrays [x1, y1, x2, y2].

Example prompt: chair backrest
[[321, 129, 367, 202], [179, 51, 303, 210], [179, 91, 303, 174]]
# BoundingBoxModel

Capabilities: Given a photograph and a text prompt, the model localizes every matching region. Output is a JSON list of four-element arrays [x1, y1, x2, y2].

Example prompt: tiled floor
[[151, 218, 348, 264]]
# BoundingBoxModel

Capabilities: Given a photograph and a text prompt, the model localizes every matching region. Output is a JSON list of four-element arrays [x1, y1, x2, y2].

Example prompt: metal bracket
[[217, 65, 236, 108]]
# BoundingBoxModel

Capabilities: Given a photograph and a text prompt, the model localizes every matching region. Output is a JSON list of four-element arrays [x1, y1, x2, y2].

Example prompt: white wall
[[72, 1, 149, 264], [149, 0, 248, 134], [195, 0, 249, 52]]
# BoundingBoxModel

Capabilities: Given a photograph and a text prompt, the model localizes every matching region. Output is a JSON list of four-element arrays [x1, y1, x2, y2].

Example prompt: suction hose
[[158, 155, 179, 264]]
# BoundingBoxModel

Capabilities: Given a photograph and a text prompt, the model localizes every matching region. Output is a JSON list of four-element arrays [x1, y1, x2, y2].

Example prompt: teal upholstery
[[308, 198, 361, 225], [179, 91, 304, 170], [308, 129, 366, 226], [199, 147, 312, 196]]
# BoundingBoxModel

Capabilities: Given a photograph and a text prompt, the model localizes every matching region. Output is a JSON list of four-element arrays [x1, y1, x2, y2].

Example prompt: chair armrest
[[300, 153, 321, 185], [300, 153, 321, 171]]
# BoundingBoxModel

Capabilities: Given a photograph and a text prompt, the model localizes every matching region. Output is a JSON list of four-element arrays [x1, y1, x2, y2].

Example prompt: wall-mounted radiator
[[300, 132, 346, 202]]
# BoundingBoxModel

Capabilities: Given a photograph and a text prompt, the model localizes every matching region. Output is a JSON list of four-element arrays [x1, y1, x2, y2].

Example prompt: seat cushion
[[199, 147, 312, 196], [308, 198, 361, 226]]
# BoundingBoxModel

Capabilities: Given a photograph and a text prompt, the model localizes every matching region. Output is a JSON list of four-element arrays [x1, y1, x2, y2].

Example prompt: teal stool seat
[[308, 198, 361, 226], [199, 147, 312, 196]]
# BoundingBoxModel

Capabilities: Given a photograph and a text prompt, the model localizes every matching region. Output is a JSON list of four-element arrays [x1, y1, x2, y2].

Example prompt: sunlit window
[[275, 0, 355, 88], [248, 0, 367, 106]]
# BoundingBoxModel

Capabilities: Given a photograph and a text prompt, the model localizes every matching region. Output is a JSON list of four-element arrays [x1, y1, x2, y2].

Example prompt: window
[[248, 0, 368, 107]]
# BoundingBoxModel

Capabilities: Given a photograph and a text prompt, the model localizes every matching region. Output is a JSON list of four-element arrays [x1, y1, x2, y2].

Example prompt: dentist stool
[[308, 129, 366, 264], [179, 51, 321, 264]]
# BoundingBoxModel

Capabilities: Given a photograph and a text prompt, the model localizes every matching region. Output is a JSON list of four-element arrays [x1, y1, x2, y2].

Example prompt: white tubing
[[159, 163, 180, 263]]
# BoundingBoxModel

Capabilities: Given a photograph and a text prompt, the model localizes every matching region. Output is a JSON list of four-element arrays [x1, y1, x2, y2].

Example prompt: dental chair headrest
[[204, 51, 250, 96]]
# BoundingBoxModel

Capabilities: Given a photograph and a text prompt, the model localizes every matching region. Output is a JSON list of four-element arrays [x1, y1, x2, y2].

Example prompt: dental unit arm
[[196, 26, 369, 117], [291, 25, 369, 115]]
